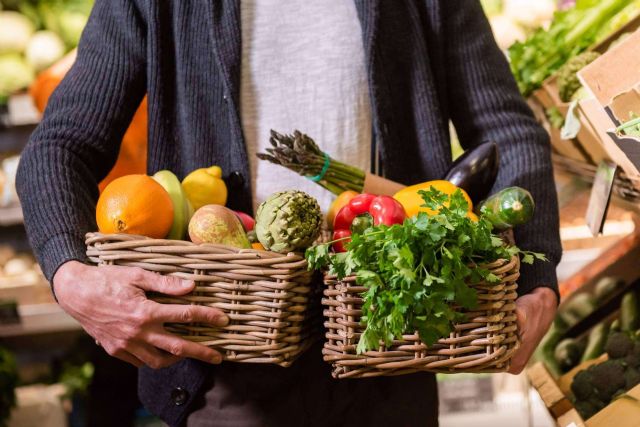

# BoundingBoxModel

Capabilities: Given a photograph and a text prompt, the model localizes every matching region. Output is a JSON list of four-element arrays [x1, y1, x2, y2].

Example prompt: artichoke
[[255, 190, 322, 253]]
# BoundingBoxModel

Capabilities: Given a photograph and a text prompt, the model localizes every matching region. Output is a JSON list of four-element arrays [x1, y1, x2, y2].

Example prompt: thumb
[[131, 269, 195, 295]]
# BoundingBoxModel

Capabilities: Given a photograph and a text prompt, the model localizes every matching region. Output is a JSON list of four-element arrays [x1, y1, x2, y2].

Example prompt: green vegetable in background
[[1, 0, 94, 49], [0, 11, 34, 54], [611, 318, 621, 332], [509, 0, 630, 97], [564, 292, 598, 320], [0, 347, 18, 427], [616, 115, 640, 137], [38, 0, 93, 48], [0, 53, 35, 103], [594, 277, 624, 302], [595, 0, 640, 43], [535, 322, 566, 378], [620, 291, 640, 332], [556, 51, 601, 102], [555, 338, 583, 371], [581, 322, 609, 362], [605, 331, 635, 358], [546, 107, 565, 129], [307, 187, 545, 354], [59, 362, 94, 398], [572, 330, 640, 419]]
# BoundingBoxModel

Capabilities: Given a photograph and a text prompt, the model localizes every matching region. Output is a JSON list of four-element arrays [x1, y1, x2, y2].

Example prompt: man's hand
[[53, 261, 228, 369], [509, 287, 558, 374]]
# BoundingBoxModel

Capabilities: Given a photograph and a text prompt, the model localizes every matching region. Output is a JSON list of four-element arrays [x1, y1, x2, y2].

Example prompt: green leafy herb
[[306, 188, 545, 354]]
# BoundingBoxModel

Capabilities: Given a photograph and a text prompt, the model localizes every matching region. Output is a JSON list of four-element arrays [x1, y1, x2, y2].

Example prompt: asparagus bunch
[[257, 130, 366, 195]]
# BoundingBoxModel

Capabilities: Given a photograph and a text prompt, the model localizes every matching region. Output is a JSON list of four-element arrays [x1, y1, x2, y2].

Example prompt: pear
[[188, 205, 251, 248], [152, 170, 193, 240]]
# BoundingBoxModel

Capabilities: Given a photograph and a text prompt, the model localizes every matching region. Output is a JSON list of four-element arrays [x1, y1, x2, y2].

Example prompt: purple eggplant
[[444, 142, 499, 205]]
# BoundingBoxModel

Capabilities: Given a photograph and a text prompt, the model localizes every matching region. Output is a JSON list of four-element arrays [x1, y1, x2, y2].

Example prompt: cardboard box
[[578, 29, 640, 180], [579, 98, 640, 180]]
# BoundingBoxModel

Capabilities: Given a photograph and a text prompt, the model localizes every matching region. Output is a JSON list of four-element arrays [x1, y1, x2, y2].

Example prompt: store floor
[[438, 373, 554, 427]]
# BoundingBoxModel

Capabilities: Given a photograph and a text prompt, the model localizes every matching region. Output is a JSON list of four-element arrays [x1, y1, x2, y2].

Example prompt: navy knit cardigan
[[16, 1, 562, 425]]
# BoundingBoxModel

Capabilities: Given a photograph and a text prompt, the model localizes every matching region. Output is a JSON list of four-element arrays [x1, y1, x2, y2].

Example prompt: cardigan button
[[171, 387, 189, 406], [226, 170, 245, 189]]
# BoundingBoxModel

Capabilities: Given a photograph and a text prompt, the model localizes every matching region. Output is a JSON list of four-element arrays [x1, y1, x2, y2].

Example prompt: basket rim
[[85, 232, 306, 261]]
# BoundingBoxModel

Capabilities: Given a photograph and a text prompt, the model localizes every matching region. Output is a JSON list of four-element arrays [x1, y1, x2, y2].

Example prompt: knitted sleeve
[[16, 0, 147, 283], [442, 0, 562, 299]]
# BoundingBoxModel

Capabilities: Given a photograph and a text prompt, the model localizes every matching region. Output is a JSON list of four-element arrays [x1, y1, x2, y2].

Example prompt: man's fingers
[[127, 341, 182, 370], [101, 344, 145, 368], [130, 268, 195, 296], [147, 332, 223, 365], [152, 303, 229, 327]]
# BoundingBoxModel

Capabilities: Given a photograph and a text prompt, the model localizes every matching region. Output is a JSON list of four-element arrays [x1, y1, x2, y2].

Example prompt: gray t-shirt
[[240, 0, 372, 212]]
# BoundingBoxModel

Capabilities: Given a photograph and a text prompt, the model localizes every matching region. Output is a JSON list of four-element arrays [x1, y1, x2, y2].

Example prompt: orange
[[393, 180, 473, 217], [96, 174, 174, 238], [252, 242, 266, 251], [326, 190, 359, 228]]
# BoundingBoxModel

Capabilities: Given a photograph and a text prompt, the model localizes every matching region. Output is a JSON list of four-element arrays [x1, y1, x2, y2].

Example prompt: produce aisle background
[[2, 0, 640, 426]]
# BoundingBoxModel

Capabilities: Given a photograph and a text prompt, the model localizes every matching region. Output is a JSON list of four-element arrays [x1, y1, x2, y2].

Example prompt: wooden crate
[[528, 358, 640, 427], [540, 77, 609, 165]]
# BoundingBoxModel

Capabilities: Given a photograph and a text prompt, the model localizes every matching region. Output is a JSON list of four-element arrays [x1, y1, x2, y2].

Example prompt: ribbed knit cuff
[[37, 232, 89, 284], [517, 257, 560, 305]]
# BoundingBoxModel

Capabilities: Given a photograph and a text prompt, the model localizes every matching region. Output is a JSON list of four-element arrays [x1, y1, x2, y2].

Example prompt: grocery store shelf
[[0, 205, 24, 226], [0, 123, 37, 154], [0, 303, 80, 337]]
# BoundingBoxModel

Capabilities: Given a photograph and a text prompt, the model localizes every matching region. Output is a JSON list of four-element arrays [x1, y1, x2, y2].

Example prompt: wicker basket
[[85, 232, 320, 366], [322, 256, 520, 378]]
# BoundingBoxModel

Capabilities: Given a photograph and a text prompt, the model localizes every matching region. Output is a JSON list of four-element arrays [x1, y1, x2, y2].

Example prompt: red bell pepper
[[332, 194, 406, 252]]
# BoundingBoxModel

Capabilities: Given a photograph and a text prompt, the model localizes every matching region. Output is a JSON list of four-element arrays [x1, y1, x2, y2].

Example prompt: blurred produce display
[[0, 156, 20, 208], [571, 331, 640, 419], [508, 0, 640, 97], [0, 0, 93, 104], [482, 0, 555, 49], [535, 277, 639, 377], [0, 245, 44, 288]]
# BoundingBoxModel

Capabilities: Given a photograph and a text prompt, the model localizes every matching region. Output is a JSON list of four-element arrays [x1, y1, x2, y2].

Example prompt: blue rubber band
[[308, 152, 330, 182]]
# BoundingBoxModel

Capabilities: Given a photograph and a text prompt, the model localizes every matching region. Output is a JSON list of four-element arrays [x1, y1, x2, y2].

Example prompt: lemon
[[182, 166, 228, 210]]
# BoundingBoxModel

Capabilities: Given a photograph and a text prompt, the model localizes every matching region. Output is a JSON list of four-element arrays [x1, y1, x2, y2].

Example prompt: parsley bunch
[[306, 188, 545, 354]]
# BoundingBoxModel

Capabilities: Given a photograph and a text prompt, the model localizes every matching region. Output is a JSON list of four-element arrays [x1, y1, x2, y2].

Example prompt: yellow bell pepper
[[393, 180, 473, 218]]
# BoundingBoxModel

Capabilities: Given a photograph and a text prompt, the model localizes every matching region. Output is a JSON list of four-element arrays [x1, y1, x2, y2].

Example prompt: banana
[[152, 170, 192, 240]]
